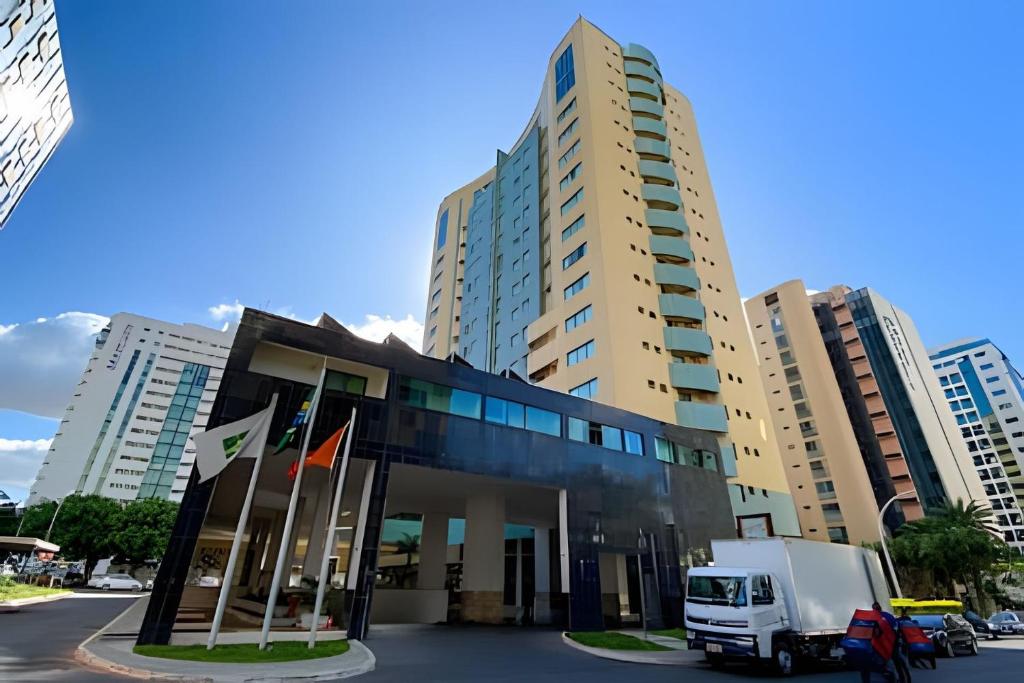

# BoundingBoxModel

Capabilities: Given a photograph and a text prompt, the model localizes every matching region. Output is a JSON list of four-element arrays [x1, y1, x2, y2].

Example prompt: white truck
[[684, 537, 890, 675]]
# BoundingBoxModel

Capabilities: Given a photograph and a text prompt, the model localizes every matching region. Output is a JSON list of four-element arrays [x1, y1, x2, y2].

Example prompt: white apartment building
[[930, 338, 1024, 552], [28, 313, 232, 504]]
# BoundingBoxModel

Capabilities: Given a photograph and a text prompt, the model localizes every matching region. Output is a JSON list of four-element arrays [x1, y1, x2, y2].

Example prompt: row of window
[[564, 272, 590, 300], [567, 339, 594, 366], [397, 376, 701, 463], [562, 242, 586, 270], [562, 214, 585, 241], [560, 187, 583, 215], [565, 304, 592, 332], [570, 417, 643, 454]]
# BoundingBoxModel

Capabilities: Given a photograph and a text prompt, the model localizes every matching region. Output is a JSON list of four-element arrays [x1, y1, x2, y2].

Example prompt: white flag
[[194, 405, 274, 482]]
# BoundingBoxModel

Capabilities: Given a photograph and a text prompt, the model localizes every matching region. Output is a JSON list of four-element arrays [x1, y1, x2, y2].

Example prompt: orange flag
[[287, 423, 349, 481]]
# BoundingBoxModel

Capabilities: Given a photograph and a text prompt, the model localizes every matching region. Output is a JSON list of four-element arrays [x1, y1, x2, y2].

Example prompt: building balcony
[[669, 361, 720, 393], [642, 184, 682, 211], [630, 97, 664, 119], [663, 326, 712, 356], [649, 234, 693, 263], [626, 77, 661, 101], [623, 43, 660, 70], [632, 117, 667, 140], [634, 137, 671, 161], [675, 401, 729, 433], [645, 209, 688, 236], [659, 293, 705, 321], [654, 262, 700, 292], [638, 159, 678, 186], [624, 59, 662, 84], [719, 444, 738, 477]]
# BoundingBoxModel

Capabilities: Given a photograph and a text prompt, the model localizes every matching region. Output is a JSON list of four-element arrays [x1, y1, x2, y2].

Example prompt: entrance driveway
[[354, 624, 1024, 683]]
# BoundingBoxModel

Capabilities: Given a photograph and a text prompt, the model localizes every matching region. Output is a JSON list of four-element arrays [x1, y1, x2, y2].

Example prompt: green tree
[[113, 498, 179, 569], [9, 500, 59, 539], [892, 499, 1006, 612], [48, 494, 123, 579]]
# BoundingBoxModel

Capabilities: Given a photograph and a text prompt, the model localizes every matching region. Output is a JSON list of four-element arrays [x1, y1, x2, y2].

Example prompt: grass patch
[[133, 640, 350, 664], [649, 627, 687, 641], [568, 631, 671, 651], [0, 582, 71, 602]]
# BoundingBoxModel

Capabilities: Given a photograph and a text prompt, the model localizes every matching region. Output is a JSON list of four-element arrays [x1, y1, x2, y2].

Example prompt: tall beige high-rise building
[[745, 280, 882, 546], [421, 17, 798, 537]]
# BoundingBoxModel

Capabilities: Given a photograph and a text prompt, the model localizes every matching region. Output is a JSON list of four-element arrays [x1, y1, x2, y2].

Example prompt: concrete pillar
[[461, 494, 505, 623], [558, 489, 569, 593], [534, 526, 552, 624], [418, 513, 449, 590]]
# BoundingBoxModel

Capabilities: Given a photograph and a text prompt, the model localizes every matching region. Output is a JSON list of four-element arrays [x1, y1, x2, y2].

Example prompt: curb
[[561, 632, 703, 667], [0, 590, 73, 611], [75, 641, 375, 682]]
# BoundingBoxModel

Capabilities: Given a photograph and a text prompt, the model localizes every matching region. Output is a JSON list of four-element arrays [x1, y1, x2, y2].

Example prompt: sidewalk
[[561, 631, 704, 666], [76, 595, 375, 682]]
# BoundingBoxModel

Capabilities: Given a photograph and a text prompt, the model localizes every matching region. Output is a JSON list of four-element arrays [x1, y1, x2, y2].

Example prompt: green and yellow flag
[[194, 404, 275, 482]]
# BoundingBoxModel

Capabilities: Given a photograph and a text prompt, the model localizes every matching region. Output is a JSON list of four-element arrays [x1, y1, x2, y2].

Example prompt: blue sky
[[1, 1, 1021, 501]]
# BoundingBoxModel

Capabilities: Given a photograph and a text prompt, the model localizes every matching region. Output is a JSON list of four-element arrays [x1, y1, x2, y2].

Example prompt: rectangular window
[[624, 431, 644, 455], [526, 406, 561, 437], [601, 425, 623, 451], [429, 306, 439, 319], [655, 437, 672, 462], [562, 242, 587, 270], [784, 366, 801, 383], [568, 416, 587, 442], [560, 188, 584, 215], [980, 363, 994, 370], [559, 162, 582, 191], [565, 304, 592, 332], [569, 377, 599, 400], [985, 376, 999, 384], [398, 377, 481, 419], [558, 139, 581, 169], [567, 339, 595, 366], [431, 289, 441, 305], [436, 209, 449, 250], [556, 96, 576, 123], [564, 272, 590, 300], [557, 118, 579, 147], [561, 214, 585, 241], [555, 44, 575, 101]]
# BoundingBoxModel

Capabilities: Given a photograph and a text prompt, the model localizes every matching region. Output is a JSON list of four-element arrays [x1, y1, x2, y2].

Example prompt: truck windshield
[[687, 575, 747, 606]]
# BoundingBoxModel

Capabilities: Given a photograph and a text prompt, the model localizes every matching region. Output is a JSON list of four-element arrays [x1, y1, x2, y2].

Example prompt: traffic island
[[134, 640, 350, 664], [562, 631, 704, 666], [0, 580, 72, 612]]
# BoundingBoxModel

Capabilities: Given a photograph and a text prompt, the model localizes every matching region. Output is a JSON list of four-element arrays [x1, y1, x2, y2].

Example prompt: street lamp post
[[44, 491, 75, 543], [877, 491, 915, 599]]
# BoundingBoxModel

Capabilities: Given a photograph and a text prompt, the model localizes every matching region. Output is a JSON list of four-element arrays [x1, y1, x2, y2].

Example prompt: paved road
[[0, 592, 138, 681], [354, 625, 1024, 683]]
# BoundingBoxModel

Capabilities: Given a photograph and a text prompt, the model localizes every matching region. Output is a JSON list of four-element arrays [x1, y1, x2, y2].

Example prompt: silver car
[[988, 611, 1024, 635], [87, 573, 143, 591]]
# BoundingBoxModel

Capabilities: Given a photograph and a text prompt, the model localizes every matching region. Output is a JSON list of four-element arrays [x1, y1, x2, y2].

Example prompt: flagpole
[[259, 360, 328, 651], [308, 406, 357, 648], [207, 393, 278, 650]]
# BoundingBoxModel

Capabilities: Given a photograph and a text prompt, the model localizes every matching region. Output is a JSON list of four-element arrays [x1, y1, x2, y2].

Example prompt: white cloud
[[345, 314, 424, 349], [208, 301, 245, 322], [210, 300, 424, 350], [0, 438, 52, 504], [0, 312, 109, 418]]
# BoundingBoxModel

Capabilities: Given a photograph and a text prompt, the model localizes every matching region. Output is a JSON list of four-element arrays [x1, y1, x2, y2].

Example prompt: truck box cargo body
[[710, 538, 890, 633], [685, 537, 891, 674]]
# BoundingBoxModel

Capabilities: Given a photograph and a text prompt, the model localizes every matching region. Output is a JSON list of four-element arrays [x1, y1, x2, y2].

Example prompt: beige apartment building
[[745, 280, 882, 546], [421, 17, 798, 537]]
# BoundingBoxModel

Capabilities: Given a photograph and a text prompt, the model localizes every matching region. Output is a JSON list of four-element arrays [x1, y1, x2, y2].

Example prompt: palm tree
[[893, 499, 1006, 611], [394, 533, 420, 588]]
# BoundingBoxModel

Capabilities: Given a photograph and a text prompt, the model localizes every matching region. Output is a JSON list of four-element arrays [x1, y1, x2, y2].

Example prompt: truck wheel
[[772, 642, 795, 676], [944, 639, 955, 658], [969, 638, 978, 656]]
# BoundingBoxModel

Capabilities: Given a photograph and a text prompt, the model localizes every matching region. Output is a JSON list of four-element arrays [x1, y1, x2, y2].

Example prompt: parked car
[[87, 573, 143, 591], [912, 613, 978, 657], [988, 611, 1024, 635], [963, 610, 999, 639]]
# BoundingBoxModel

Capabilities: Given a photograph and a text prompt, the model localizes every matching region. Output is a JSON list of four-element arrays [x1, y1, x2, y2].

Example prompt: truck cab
[[685, 566, 789, 664]]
